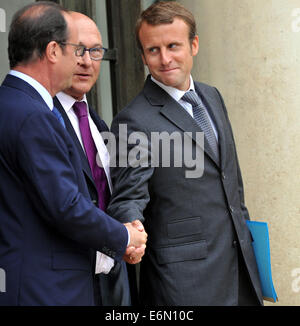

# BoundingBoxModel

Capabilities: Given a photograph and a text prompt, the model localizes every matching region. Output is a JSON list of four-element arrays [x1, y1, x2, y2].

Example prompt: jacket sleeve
[[107, 111, 154, 224], [17, 110, 128, 261]]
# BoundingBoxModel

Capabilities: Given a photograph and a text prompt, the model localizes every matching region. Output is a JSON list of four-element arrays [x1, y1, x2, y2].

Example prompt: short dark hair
[[136, 1, 197, 52], [8, 1, 68, 69]]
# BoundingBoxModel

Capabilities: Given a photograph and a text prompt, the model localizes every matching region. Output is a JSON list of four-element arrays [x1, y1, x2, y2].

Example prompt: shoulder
[[194, 80, 219, 93], [194, 80, 226, 104], [0, 85, 53, 131], [111, 90, 156, 135], [113, 77, 168, 121]]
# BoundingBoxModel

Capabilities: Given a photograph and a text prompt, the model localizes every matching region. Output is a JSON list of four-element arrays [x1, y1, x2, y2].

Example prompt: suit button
[[229, 206, 234, 213], [232, 240, 238, 248], [222, 172, 226, 180]]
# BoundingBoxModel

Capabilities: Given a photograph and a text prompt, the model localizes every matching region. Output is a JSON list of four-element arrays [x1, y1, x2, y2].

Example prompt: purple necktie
[[73, 101, 110, 211]]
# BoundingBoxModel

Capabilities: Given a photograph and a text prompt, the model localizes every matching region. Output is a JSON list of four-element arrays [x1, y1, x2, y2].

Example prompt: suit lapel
[[159, 101, 206, 152], [195, 83, 227, 168], [145, 77, 220, 166], [89, 108, 113, 193], [53, 97, 95, 183], [90, 108, 109, 133]]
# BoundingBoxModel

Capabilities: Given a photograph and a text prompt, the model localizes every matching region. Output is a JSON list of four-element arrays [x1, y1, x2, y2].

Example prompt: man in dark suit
[[53, 12, 133, 306], [107, 1, 263, 305], [0, 2, 146, 306]]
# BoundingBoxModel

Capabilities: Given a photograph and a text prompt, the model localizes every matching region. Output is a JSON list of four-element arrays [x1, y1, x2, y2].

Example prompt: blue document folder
[[246, 220, 278, 303]]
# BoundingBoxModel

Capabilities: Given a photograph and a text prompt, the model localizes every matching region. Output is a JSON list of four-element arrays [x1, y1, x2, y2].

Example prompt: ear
[[191, 35, 199, 57], [45, 41, 61, 64]]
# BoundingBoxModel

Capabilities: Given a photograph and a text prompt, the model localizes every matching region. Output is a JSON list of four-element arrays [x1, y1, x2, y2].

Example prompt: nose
[[160, 48, 172, 66], [79, 51, 92, 66]]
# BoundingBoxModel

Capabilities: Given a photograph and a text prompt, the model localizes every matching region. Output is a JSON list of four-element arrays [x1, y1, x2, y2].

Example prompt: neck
[[14, 62, 56, 97], [63, 89, 85, 102]]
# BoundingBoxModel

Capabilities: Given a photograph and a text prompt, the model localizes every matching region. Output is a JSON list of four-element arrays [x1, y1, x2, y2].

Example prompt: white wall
[[180, 0, 300, 306]]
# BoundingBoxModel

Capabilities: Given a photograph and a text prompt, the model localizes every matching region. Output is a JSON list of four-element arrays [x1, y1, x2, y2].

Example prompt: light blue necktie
[[52, 107, 66, 128]]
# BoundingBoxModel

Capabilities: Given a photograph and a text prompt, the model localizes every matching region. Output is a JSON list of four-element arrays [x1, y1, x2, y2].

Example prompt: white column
[[180, 0, 300, 306]]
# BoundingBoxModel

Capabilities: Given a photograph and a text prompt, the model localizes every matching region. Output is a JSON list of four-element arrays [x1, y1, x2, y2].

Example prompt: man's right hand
[[124, 220, 147, 264], [124, 220, 147, 248]]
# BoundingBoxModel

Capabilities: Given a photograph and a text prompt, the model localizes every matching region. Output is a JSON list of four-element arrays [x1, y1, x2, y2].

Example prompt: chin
[[163, 80, 179, 88], [73, 85, 89, 94], [73, 92, 85, 100]]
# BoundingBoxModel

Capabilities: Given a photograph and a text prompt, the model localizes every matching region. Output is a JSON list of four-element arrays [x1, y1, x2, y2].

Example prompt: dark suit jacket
[[0, 74, 128, 306], [107, 75, 263, 306], [53, 96, 131, 306], [53, 96, 108, 208]]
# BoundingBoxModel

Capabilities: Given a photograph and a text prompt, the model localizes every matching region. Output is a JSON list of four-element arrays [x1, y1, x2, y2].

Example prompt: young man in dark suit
[[108, 1, 263, 306]]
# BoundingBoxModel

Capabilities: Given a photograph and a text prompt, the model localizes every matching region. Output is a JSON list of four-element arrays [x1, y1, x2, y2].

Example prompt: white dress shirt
[[56, 91, 115, 274]]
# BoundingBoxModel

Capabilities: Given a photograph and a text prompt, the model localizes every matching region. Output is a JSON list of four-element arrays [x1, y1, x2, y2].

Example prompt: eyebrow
[[79, 42, 103, 48]]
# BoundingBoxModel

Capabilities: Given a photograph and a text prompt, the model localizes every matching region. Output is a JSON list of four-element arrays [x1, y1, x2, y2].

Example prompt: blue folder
[[246, 220, 278, 303]]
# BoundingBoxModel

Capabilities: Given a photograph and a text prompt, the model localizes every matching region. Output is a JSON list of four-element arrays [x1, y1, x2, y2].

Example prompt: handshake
[[124, 220, 147, 264]]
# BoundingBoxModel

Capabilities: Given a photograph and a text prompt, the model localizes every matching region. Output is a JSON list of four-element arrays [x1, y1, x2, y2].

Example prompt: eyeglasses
[[59, 42, 107, 61]]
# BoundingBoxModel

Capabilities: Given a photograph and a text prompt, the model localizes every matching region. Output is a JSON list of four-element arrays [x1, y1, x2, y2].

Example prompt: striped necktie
[[182, 90, 219, 163]]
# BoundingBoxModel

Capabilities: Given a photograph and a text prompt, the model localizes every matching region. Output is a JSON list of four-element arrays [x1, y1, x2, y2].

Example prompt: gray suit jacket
[[108, 75, 263, 306]]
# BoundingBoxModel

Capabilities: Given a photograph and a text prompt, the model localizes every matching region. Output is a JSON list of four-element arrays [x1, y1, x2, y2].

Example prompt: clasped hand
[[124, 220, 147, 264]]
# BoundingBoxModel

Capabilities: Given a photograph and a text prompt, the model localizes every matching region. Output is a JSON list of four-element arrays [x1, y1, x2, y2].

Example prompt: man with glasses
[[54, 12, 134, 306], [0, 3, 146, 306], [59, 41, 107, 60]]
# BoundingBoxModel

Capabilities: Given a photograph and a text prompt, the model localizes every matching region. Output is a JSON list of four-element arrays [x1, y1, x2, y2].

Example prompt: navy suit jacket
[[53, 96, 109, 208], [53, 96, 131, 306], [0, 74, 128, 306]]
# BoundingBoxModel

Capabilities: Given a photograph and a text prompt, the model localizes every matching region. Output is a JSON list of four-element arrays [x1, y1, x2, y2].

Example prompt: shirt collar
[[56, 92, 89, 115], [151, 75, 195, 102], [9, 70, 54, 110]]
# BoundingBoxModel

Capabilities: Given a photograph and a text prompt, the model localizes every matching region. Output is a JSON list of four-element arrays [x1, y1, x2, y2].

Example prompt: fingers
[[124, 222, 148, 248], [132, 219, 144, 232], [125, 246, 135, 256], [123, 220, 147, 264], [123, 245, 146, 264]]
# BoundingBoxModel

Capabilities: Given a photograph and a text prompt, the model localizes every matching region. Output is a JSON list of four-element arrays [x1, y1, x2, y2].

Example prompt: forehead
[[77, 18, 102, 45], [139, 18, 190, 45], [63, 12, 76, 39]]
